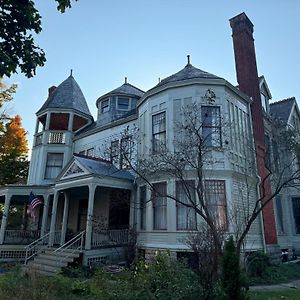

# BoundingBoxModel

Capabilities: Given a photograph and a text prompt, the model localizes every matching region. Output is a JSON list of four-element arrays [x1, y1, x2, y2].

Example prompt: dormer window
[[117, 97, 130, 111], [261, 93, 268, 112], [101, 98, 110, 113]]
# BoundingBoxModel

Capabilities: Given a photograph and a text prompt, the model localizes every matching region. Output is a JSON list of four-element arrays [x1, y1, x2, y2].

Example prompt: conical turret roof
[[37, 75, 92, 116]]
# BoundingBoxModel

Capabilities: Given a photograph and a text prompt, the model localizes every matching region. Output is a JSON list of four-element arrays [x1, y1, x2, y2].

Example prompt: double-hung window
[[110, 140, 119, 166], [152, 182, 167, 230], [117, 97, 130, 111], [140, 186, 146, 230], [292, 197, 300, 234], [120, 137, 131, 169], [176, 181, 197, 230], [201, 106, 221, 147], [152, 112, 166, 154], [205, 180, 227, 229], [44, 153, 63, 179], [101, 98, 110, 113]]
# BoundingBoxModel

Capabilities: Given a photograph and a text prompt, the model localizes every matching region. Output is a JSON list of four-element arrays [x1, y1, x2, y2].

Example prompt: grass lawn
[[250, 289, 300, 300]]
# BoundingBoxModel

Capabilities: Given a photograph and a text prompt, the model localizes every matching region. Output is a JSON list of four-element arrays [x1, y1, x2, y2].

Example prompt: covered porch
[[0, 156, 136, 263]]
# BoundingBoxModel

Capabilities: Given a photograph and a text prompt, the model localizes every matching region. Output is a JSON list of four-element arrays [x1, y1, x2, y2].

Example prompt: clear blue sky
[[4, 0, 300, 152]]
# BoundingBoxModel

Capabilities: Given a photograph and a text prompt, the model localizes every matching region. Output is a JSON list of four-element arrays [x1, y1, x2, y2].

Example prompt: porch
[[0, 228, 132, 263]]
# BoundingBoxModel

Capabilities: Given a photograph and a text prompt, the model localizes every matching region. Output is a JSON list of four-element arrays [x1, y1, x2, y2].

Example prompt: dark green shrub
[[246, 251, 270, 277], [221, 236, 248, 300]]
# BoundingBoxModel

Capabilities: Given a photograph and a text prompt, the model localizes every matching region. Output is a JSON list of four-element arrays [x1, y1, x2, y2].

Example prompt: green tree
[[221, 236, 247, 300], [0, 0, 78, 78]]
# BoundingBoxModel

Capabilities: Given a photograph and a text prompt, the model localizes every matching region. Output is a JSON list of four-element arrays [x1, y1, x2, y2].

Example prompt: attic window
[[261, 93, 268, 112], [101, 98, 110, 113], [117, 97, 130, 111]]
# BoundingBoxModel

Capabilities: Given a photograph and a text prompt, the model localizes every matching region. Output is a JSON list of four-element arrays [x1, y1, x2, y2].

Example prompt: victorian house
[[0, 12, 299, 274]]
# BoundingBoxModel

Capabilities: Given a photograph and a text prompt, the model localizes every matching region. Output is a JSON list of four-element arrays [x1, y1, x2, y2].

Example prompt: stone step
[[28, 262, 61, 273], [43, 249, 81, 258], [37, 253, 76, 263], [32, 257, 69, 267], [24, 265, 58, 276]]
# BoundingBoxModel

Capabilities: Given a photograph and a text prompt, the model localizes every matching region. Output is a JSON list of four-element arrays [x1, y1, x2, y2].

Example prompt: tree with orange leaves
[[0, 104, 29, 185]]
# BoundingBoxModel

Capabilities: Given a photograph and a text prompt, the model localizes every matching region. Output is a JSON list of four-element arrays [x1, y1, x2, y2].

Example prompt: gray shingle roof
[[37, 75, 92, 116], [154, 63, 222, 88], [98, 83, 144, 102], [270, 97, 295, 123], [75, 155, 134, 181]]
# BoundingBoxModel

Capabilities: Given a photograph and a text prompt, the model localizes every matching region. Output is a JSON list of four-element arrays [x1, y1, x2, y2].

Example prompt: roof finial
[[125, 77, 128, 84], [70, 69, 73, 77], [158, 77, 161, 83], [187, 55, 191, 66]]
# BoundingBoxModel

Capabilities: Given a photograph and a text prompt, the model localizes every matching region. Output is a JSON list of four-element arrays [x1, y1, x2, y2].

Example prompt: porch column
[[0, 192, 12, 244], [49, 190, 59, 246], [45, 112, 51, 131], [85, 184, 96, 250], [60, 192, 69, 245], [129, 189, 136, 228], [68, 112, 74, 131], [41, 194, 51, 236]]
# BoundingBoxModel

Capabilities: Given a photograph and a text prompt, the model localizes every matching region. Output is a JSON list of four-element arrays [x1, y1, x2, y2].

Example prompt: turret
[[27, 73, 93, 185]]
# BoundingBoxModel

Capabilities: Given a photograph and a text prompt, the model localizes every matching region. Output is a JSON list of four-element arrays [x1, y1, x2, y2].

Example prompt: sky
[[4, 0, 300, 153]]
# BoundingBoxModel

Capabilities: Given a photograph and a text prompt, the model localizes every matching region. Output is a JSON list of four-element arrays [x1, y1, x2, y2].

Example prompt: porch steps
[[24, 248, 81, 276]]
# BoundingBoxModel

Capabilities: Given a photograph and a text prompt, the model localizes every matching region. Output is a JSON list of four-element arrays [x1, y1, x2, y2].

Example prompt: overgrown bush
[[246, 251, 270, 278], [90, 252, 202, 300]]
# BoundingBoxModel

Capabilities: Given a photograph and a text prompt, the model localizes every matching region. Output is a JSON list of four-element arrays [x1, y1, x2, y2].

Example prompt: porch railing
[[54, 231, 85, 263], [4, 230, 40, 245], [24, 232, 50, 265], [24, 230, 62, 264], [92, 229, 130, 248]]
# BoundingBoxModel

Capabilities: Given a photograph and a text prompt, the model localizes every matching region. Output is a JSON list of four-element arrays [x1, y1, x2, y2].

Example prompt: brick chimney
[[230, 13, 278, 247], [48, 86, 57, 96]]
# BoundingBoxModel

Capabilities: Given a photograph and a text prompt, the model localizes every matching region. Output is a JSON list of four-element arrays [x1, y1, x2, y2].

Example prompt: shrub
[[221, 236, 248, 300], [246, 251, 270, 278]]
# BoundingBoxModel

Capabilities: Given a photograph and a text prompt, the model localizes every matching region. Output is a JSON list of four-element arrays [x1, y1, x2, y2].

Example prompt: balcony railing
[[35, 133, 43, 146], [48, 131, 66, 144]]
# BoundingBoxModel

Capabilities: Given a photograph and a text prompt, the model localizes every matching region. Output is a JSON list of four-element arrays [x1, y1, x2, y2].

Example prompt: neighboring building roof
[[153, 62, 222, 89], [96, 82, 145, 107], [37, 75, 92, 116], [269, 97, 295, 123], [75, 155, 134, 181]]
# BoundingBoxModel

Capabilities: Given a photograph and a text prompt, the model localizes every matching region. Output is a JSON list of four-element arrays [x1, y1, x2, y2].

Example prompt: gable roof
[[73, 155, 134, 181], [269, 97, 295, 123], [37, 75, 92, 116], [153, 63, 222, 89]]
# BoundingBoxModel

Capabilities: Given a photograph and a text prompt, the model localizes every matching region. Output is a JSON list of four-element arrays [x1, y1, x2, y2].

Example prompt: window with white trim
[[152, 182, 167, 230], [176, 181, 197, 230], [100, 98, 110, 113], [140, 186, 146, 230], [201, 106, 221, 147], [275, 195, 284, 234], [152, 112, 166, 154], [110, 140, 119, 166], [292, 197, 300, 234], [117, 97, 130, 111], [120, 136, 132, 169], [44, 153, 63, 179], [205, 180, 227, 229]]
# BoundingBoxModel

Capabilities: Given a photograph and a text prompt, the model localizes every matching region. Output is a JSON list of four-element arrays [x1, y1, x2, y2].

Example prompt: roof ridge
[[74, 153, 112, 164], [270, 97, 295, 106], [124, 82, 145, 93]]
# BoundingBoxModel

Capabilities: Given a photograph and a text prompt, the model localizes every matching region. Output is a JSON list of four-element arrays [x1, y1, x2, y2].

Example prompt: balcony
[[48, 131, 66, 144]]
